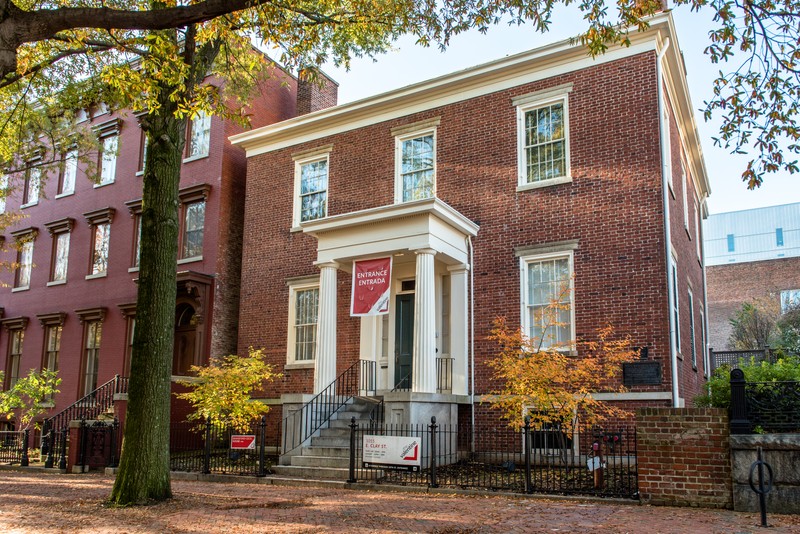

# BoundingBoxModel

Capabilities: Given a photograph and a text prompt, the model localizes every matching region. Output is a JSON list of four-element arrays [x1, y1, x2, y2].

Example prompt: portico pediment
[[301, 198, 479, 266]]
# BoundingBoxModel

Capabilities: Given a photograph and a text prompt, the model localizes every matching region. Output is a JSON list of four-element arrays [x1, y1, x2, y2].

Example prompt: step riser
[[301, 446, 349, 457], [291, 456, 350, 468], [311, 437, 349, 448]]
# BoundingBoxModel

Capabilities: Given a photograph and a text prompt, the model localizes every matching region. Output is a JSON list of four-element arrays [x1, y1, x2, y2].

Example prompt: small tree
[[0, 368, 61, 431], [175, 348, 279, 432], [728, 299, 780, 350]]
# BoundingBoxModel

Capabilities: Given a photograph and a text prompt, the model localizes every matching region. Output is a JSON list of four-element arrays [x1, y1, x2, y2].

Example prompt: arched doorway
[[173, 302, 198, 375]]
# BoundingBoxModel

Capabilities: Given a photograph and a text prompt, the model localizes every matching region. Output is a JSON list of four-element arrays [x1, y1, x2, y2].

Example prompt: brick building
[[0, 68, 309, 430], [704, 202, 800, 350], [232, 10, 711, 471]]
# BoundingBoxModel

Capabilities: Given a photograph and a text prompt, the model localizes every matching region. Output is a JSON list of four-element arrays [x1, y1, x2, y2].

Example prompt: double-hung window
[[293, 147, 331, 227], [5, 328, 24, 389], [177, 184, 210, 261], [11, 228, 36, 290], [94, 118, 120, 187], [515, 85, 572, 190], [125, 199, 143, 269], [396, 131, 435, 202], [520, 251, 574, 350], [76, 308, 105, 396], [186, 111, 211, 159], [58, 149, 78, 196], [37, 314, 66, 395], [22, 166, 41, 206], [688, 288, 696, 369], [286, 278, 319, 365], [670, 253, 681, 356], [83, 208, 115, 278], [44, 218, 73, 285]]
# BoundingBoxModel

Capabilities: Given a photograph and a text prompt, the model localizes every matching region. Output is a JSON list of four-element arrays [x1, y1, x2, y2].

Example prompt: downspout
[[468, 235, 475, 454], [700, 197, 712, 382], [657, 37, 680, 408]]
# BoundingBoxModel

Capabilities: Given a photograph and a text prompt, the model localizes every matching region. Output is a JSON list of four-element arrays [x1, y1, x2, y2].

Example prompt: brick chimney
[[296, 67, 339, 115]]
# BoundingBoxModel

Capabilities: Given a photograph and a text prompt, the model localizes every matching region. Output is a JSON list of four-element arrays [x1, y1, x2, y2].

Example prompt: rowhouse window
[[5, 329, 23, 389], [83, 321, 102, 396], [52, 233, 70, 282], [15, 240, 34, 289], [44, 324, 62, 373], [397, 132, 435, 202], [517, 90, 571, 188], [138, 130, 149, 173], [688, 289, 696, 369], [287, 280, 319, 364], [59, 149, 78, 196], [186, 111, 211, 159], [133, 215, 142, 267], [181, 201, 205, 259], [91, 223, 110, 275], [23, 166, 41, 206], [520, 252, 574, 350], [670, 254, 681, 355], [99, 135, 118, 185], [297, 157, 328, 223]]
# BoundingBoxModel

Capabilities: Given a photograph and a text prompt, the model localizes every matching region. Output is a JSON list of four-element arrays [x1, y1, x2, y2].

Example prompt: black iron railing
[[281, 360, 374, 455], [42, 375, 128, 468], [392, 372, 412, 392], [711, 348, 772, 372], [436, 357, 454, 393], [730, 369, 800, 434], [170, 416, 271, 476], [348, 416, 638, 499], [0, 430, 27, 465]]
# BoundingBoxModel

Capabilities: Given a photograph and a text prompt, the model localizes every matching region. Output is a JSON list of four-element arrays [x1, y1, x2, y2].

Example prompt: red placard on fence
[[230, 435, 256, 450], [350, 257, 392, 316]]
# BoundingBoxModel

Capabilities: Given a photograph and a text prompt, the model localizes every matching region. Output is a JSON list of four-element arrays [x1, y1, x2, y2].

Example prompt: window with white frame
[[520, 252, 574, 350], [84, 207, 114, 277], [670, 254, 680, 355], [59, 149, 78, 196], [45, 217, 73, 284], [516, 88, 570, 188], [99, 135, 118, 185], [286, 279, 319, 364], [396, 130, 436, 202], [781, 289, 800, 314], [186, 111, 211, 159], [181, 201, 205, 259], [699, 308, 708, 377], [295, 155, 328, 224], [23, 166, 41, 206], [688, 288, 696, 369], [11, 229, 36, 289]]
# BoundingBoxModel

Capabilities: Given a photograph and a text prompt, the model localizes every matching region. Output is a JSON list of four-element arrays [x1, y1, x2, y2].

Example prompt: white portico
[[302, 198, 478, 412]]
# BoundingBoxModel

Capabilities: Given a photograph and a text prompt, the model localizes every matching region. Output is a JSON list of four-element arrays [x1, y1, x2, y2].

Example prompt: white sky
[[322, 5, 800, 215]]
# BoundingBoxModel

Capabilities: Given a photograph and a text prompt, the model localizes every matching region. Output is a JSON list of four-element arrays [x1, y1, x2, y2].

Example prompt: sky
[[322, 5, 800, 216]]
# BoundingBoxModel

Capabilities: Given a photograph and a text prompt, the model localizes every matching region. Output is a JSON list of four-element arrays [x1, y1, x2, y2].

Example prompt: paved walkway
[[0, 470, 798, 533]]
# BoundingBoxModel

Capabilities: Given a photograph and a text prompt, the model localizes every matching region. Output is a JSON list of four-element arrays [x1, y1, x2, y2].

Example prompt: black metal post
[[43, 419, 55, 468], [20, 429, 30, 466], [730, 369, 750, 434], [348, 417, 357, 483], [429, 416, 438, 488], [748, 446, 774, 528], [524, 416, 532, 494], [203, 417, 212, 475], [109, 417, 119, 468], [78, 416, 88, 473], [58, 429, 67, 470], [258, 415, 267, 477]]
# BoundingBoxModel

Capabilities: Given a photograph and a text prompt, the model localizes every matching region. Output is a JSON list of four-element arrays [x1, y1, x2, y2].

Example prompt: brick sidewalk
[[0, 470, 798, 533]]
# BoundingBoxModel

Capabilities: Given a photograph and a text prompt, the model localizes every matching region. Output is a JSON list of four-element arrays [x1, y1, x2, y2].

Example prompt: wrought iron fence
[[710, 349, 772, 373], [346, 416, 638, 499], [0, 430, 26, 465], [730, 367, 800, 434], [436, 358, 454, 393], [170, 417, 272, 476]]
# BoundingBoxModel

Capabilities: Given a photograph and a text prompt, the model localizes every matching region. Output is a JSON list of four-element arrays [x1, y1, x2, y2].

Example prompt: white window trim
[[286, 277, 320, 367], [515, 86, 572, 191], [394, 127, 437, 204], [96, 135, 118, 187], [184, 111, 211, 162], [687, 287, 696, 369], [292, 147, 332, 229], [519, 250, 575, 352], [669, 252, 680, 358]]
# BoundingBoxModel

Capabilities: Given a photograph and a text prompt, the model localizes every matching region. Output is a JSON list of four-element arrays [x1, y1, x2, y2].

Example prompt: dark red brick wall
[[665, 96, 709, 402], [239, 51, 704, 404], [296, 68, 339, 115], [706, 257, 800, 350], [636, 407, 732, 508]]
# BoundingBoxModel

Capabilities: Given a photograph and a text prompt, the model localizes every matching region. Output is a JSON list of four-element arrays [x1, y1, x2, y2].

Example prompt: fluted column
[[314, 262, 338, 394], [412, 249, 437, 393]]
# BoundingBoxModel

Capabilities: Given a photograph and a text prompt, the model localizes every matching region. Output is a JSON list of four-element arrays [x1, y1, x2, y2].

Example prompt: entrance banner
[[351, 257, 392, 316]]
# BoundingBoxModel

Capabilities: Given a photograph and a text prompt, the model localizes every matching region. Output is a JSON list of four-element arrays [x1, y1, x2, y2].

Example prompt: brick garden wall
[[637, 407, 732, 508]]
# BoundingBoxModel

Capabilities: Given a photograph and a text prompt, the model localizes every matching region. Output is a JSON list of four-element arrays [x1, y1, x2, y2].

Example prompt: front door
[[394, 293, 414, 389]]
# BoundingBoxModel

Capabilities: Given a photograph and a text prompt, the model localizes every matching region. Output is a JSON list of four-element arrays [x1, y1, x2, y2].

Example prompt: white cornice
[[231, 15, 680, 156], [301, 197, 479, 237]]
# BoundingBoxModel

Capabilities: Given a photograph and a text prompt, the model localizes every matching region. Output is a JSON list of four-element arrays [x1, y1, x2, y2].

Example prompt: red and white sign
[[362, 434, 421, 471], [230, 435, 256, 450], [350, 257, 392, 316]]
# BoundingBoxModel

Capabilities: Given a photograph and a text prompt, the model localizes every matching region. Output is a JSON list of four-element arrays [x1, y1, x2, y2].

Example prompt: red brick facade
[[0, 71, 298, 424], [237, 24, 709, 415], [637, 407, 732, 508]]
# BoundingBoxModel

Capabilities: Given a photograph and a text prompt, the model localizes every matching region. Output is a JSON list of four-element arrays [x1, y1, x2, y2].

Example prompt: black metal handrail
[[392, 372, 412, 392], [281, 360, 372, 455], [436, 357, 454, 393], [42, 375, 128, 468]]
